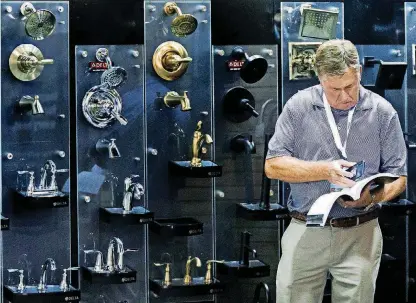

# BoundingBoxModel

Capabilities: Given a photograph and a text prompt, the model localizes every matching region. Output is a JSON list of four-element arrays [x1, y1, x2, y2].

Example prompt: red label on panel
[[88, 62, 108, 71], [227, 60, 245, 71]]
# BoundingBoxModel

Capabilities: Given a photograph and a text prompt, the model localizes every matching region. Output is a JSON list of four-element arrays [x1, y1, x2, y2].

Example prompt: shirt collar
[[311, 85, 373, 111]]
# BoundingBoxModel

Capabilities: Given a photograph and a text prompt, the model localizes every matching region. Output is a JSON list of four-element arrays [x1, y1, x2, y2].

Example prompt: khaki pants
[[276, 218, 383, 303]]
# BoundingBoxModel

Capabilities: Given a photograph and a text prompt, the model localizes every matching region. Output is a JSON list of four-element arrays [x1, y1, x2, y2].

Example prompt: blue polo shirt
[[267, 85, 407, 218]]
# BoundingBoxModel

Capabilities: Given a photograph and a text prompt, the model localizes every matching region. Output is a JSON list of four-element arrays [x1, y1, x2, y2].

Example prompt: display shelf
[[13, 191, 69, 209], [150, 217, 203, 237], [99, 206, 154, 224], [236, 203, 289, 221], [4, 285, 80, 303], [217, 260, 270, 278], [379, 199, 416, 216], [81, 266, 137, 284], [149, 277, 225, 297], [168, 160, 222, 178]]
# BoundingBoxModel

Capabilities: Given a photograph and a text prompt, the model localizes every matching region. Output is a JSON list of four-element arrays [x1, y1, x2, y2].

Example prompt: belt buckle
[[329, 218, 336, 227], [355, 216, 360, 226]]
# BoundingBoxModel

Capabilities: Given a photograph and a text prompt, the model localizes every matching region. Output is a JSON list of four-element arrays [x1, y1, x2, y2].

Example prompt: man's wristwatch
[[364, 191, 377, 212]]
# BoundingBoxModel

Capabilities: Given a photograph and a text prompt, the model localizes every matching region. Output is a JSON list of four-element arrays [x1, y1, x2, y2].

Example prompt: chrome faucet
[[191, 121, 213, 167], [183, 256, 202, 285], [106, 237, 125, 272], [18, 95, 44, 115], [84, 250, 104, 272], [59, 267, 80, 291], [240, 231, 257, 267], [38, 258, 56, 292], [17, 171, 35, 196], [252, 282, 272, 303], [39, 160, 57, 191], [96, 138, 121, 159], [122, 175, 145, 212]]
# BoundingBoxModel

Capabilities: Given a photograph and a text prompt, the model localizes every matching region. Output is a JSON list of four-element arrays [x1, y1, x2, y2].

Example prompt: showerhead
[[171, 14, 198, 37], [240, 55, 268, 84], [100, 66, 127, 89], [164, 1, 198, 37], [25, 10, 56, 40]]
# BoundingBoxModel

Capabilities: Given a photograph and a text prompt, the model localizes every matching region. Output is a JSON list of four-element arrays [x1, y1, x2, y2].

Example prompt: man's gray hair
[[315, 39, 360, 79]]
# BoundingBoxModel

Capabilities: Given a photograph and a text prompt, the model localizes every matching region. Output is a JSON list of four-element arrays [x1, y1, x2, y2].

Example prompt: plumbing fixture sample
[[38, 258, 57, 292], [122, 175, 145, 212], [154, 263, 172, 287], [152, 41, 192, 81], [230, 47, 268, 83], [20, 2, 56, 40], [230, 135, 256, 154], [217, 231, 270, 278], [183, 256, 201, 285], [163, 2, 198, 37], [288, 42, 321, 80], [252, 282, 272, 303], [17, 160, 69, 198], [363, 56, 407, 90], [191, 121, 213, 167], [204, 260, 225, 284], [82, 85, 127, 128], [222, 86, 259, 123], [100, 57, 127, 89], [236, 134, 289, 220], [9, 44, 54, 81], [299, 5, 339, 40], [18, 95, 44, 115], [105, 237, 139, 273], [84, 250, 104, 272], [163, 91, 192, 111], [59, 267, 80, 291], [96, 138, 121, 159], [7, 269, 25, 292]]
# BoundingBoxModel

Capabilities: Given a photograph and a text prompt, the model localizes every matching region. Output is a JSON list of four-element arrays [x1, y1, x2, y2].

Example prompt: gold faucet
[[191, 121, 213, 167], [163, 91, 191, 111], [204, 260, 225, 284], [183, 256, 201, 285], [154, 263, 171, 287]]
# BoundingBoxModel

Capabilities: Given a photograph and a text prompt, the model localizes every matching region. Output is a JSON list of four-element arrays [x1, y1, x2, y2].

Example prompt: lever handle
[[111, 110, 128, 125], [66, 267, 80, 271], [240, 99, 259, 117], [34, 59, 54, 66], [171, 55, 192, 63], [125, 248, 140, 253], [206, 260, 225, 265]]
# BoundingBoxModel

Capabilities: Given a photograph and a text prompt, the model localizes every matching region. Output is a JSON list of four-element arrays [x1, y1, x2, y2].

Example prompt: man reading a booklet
[[265, 39, 407, 303]]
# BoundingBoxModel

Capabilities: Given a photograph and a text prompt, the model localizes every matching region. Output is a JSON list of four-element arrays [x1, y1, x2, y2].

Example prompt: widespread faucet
[[96, 138, 121, 159], [38, 258, 57, 292], [239, 231, 257, 267], [122, 175, 145, 212], [183, 256, 202, 285], [105, 237, 136, 272], [18, 95, 44, 115], [163, 91, 192, 111], [191, 121, 213, 167]]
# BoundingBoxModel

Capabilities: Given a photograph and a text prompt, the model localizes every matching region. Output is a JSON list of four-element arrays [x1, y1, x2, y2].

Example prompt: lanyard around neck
[[323, 94, 355, 159]]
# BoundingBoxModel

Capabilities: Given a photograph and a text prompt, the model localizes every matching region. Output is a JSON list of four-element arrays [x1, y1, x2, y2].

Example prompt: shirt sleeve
[[266, 98, 296, 159], [379, 112, 407, 176]]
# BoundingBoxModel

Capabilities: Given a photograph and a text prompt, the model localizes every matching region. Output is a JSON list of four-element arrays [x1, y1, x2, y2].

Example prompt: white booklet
[[306, 173, 399, 227]]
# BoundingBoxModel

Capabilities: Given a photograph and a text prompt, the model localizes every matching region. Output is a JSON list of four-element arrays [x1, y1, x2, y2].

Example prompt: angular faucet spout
[[108, 139, 121, 158], [19, 95, 44, 115], [38, 258, 56, 291]]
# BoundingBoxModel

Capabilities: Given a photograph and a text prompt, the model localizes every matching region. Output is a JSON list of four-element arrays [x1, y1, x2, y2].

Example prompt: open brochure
[[306, 173, 399, 227]]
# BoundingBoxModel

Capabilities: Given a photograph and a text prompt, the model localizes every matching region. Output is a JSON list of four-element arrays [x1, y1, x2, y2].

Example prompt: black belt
[[290, 209, 379, 228]]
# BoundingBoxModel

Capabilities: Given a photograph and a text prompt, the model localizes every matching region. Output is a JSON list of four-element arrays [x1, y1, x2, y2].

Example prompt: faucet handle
[[65, 267, 80, 271], [204, 260, 225, 284], [125, 248, 139, 253], [154, 263, 172, 287]]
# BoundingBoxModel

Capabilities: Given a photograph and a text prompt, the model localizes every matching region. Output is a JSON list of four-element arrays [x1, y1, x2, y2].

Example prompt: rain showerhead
[[164, 2, 198, 37], [299, 6, 339, 40]]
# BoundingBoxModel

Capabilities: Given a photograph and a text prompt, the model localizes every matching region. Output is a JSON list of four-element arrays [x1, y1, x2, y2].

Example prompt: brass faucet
[[183, 256, 201, 285], [164, 91, 191, 111], [154, 262, 171, 287], [191, 121, 213, 167], [204, 260, 225, 284]]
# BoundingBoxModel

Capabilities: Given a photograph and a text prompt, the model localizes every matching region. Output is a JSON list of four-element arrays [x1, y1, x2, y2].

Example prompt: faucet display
[[122, 175, 145, 212], [59, 267, 80, 291], [163, 91, 192, 111], [230, 135, 256, 154], [239, 231, 257, 266], [17, 160, 68, 197], [191, 121, 213, 167], [18, 95, 44, 115], [7, 269, 25, 292], [105, 237, 138, 273], [204, 260, 225, 284], [154, 262, 172, 287], [252, 282, 272, 303], [96, 138, 121, 159], [38, 258, 56, 292], [183, 256, 202, 285]]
